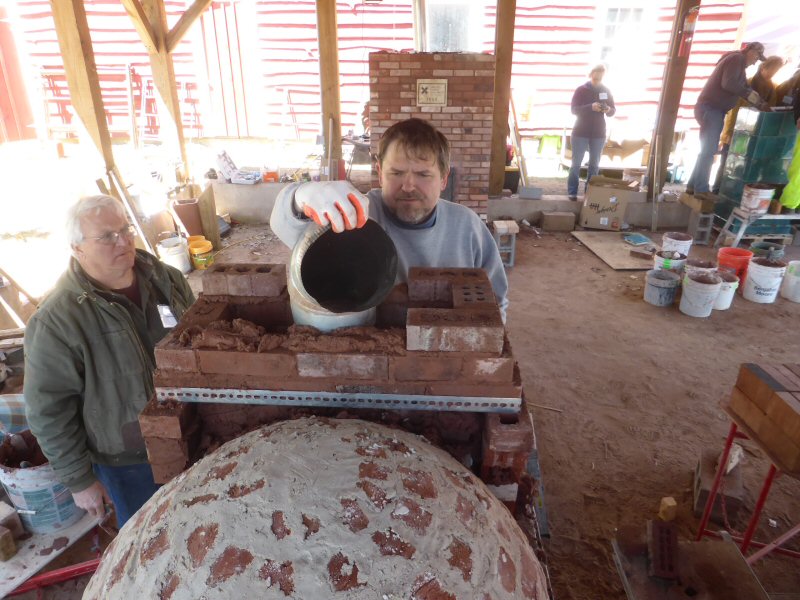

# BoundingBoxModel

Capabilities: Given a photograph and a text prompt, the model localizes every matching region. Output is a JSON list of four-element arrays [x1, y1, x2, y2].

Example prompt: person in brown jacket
[[713, 55, 784, 193]]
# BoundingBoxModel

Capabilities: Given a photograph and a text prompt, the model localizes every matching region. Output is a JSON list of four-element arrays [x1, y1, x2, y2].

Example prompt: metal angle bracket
[[156, 386, 522, 414]]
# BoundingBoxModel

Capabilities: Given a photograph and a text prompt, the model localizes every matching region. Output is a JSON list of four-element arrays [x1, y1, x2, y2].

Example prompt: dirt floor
[[5, 221, 799, 598]]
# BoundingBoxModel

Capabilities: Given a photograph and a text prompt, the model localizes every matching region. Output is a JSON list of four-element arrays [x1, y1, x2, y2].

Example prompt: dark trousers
[[94, 462, 160, 527]]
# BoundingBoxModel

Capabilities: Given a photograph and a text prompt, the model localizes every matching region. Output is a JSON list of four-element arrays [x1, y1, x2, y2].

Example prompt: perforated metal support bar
[[156, 387, 521, 413]]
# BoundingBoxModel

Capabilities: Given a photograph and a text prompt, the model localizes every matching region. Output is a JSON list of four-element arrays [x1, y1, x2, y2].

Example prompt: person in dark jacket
[[23, 195, 195, 526], [686, 41, 770, 195], [567, 64, 616, 200]]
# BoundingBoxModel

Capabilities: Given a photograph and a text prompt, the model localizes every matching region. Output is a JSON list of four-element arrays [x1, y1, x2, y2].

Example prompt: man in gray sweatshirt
[[686, 41, 769, 194], [270, 118, 509, 319]]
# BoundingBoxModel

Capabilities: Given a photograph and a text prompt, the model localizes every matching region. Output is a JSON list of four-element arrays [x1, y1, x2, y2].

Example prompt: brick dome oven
[[83, 417, 548, 599]]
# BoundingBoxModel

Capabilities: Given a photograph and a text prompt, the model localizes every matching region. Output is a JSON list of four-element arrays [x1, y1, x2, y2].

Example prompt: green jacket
[[23, 250, 195, 492]]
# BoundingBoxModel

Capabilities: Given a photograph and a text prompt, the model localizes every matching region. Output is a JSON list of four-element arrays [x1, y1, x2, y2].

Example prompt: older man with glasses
[[23, 195, 195, 527]]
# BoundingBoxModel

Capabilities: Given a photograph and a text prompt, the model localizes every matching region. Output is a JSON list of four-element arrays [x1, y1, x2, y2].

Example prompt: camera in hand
[[599, 101, 609, 112]]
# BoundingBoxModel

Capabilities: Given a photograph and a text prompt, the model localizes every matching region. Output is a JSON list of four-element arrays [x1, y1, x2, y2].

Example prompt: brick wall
[[368, 51, 496, 214]]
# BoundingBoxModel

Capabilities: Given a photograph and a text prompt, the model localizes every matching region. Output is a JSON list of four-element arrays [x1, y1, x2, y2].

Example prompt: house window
[[599, 7, 645, 63], [416, 0, 483, 52]]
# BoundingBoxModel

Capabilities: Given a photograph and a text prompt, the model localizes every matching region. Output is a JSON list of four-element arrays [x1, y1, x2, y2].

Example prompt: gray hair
[[590, 64, 606, 76], [66, 195, 126, 246]]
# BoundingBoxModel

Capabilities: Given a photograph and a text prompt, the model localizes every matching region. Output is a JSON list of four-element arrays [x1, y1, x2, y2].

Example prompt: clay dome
[[83, 417, 548, 599]]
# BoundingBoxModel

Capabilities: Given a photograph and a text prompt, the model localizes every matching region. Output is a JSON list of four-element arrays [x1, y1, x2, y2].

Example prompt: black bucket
[[300, 220, 398, 313]]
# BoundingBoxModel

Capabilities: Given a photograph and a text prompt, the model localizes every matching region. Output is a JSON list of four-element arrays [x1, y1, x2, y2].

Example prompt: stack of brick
[[727, 363, 800, 473], [369, 51, 495, 213]]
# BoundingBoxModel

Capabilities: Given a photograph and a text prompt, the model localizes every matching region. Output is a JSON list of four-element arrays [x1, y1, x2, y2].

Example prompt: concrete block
[[406, 308, 504, 354], [139, 398, 198, 439], [250, 265, 286, 297], [196, 350, 297, 378], [201, 268, 228, 296], [693, 449, 743, 524], [541, 211, 576, 232], [391, 355, 462, 381], [296, 353, 388, 380], [518, 186, 542, 200], [226, 268, 253, 296], [0, 502, 24, 539]]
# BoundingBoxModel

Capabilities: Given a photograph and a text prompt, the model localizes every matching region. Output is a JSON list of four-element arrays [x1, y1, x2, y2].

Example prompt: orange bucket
[[718, 247, 753, 288]]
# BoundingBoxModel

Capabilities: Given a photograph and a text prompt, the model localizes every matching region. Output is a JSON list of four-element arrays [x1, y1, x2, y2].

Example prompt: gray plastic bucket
[[0, 433, 84, 533], [644, 269, 681, 306]]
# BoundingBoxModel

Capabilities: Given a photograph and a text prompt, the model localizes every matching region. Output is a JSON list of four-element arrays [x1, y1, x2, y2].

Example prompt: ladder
[[508, 96, 528, 187]]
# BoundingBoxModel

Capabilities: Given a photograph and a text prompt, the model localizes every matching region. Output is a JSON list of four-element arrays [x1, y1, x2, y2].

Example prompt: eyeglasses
[[85, 224, 136, 246]]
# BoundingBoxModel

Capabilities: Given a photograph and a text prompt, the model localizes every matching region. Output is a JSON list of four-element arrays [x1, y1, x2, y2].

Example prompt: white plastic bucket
[[644, 269, 681, 307], [157, 235, 192, 274], [679, 272, 722, 318], [684, 258, 717, 278], [662, 232, 693, 256], [653, 251, 687, 274], [743, 257, 787, 304], [780, 260, 800, 303], [712, 271, 739, 310], [740, 184, 775, 215], [0, 433, 85, 533]]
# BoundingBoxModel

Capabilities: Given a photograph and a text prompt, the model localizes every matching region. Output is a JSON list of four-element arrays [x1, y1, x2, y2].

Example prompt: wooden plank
[[141, 0, 188, 178], [0, 328, 25, 340], [488, 0, 516, 196], [570, 231, 655, 271], [0, 338, 24, 351], [316, 0, 342, 170], [49, 0, 115, 173], [197, 185, 221, 250], [0, 267, 39, 308], [119, 0, 158, 53], [166, 0, 213, 53]]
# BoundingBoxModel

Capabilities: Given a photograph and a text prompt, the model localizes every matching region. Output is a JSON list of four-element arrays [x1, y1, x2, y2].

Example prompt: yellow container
[[189, 240, 214, 270], [187, 234, 206, 245]]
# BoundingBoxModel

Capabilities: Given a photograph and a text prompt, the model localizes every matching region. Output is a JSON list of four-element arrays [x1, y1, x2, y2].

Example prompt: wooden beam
[[166, 0, 213, 53], [141, 0, 188, 178], [120, 0, 158, 53], [49, 0, 115, 173], [488, 0, 516, 196], [646, 0, 701, 201], [316, 0, 343, 171]]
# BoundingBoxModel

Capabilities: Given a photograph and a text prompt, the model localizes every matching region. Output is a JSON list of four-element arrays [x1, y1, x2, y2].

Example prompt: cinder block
[[139, 397, 197, 439], [0, 525, 16, 561], [226, 267, 253, 296], [693, 449, 743, 524], [250, 265, 286, 297], [391, 355, 462, 381], [154, 344, 198, 372], [541, 211, 576, 232], [406, 308, 504, 354], [196, 350, 297, 378], [296, 353, 388, 380], [0, 502, 24, 539], [201, 268, 228, 295], [452, 282, 497, 310]]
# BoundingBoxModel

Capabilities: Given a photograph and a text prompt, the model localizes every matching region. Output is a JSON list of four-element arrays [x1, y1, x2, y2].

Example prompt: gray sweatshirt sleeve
[[269, 182, 308, 248]]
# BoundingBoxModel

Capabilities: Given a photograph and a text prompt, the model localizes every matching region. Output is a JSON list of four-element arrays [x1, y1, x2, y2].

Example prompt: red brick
[[178, 297, 232, 327], [197, 350, 297, 377], [392, 355, 462, 381], [406, 308, 504, 354], [407, 267, 491, 303], [296, 353, 388, 380], [427, 381, 521, 401], [139, 397, 198, 439], [150, 457, 190, 484], [250, 265, 286, 297], [145, 436, 191, 465], [484, 405, 534, 453], [452, 282, 496, 310], [462, 356, 515, 382], [154, 343, 198, 371]]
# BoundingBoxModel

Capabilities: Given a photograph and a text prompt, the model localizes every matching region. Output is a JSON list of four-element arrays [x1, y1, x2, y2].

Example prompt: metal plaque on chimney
[[416, 79, 448, 107]]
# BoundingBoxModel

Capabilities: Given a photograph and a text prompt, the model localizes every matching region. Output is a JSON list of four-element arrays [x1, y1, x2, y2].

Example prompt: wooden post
[[488, 0, 516, 197], [49, 0, 115, 173], [646, 0, 701, 201], [316, 0, 343, 178]]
